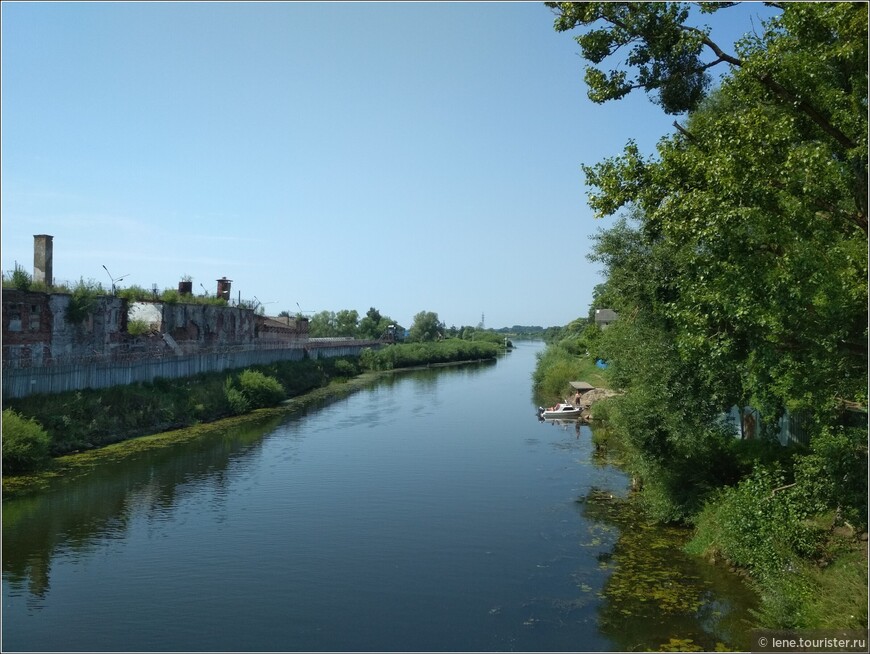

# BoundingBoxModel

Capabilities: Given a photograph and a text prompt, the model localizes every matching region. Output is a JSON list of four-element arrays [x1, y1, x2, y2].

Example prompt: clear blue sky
[[1, 1, 777, 329]]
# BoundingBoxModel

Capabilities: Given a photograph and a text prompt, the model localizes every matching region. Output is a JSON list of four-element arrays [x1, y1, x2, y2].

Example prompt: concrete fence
[[2, 340, 382, 399]]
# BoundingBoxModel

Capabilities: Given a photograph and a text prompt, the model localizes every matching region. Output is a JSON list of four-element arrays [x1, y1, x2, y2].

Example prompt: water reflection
[[3, 348, 759, 652], [2, 414, 286, 603], [2, 363, 497, 609], [577, 488, 758, 651]]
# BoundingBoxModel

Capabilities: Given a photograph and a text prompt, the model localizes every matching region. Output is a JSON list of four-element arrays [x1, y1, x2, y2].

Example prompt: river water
[[2, 341, 757, 652]]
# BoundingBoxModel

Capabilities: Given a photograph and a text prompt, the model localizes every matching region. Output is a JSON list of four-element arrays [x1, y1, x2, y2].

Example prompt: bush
[[793, 425, 868, 530], [127, 319, 151, 336], [238, 369, 285, 408], [224, 378, 251, 415], [358, 340, 498, 371], [332, 358, 358, 379], [2, 409, 52, 474], [160, 289, 180, 304], [8, 264, 32, 291], [687, 464, 823, 580], [66, 278, 103, 324]]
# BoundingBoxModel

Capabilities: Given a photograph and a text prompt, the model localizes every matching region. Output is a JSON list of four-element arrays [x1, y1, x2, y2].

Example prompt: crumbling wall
[[2, 290, 127, 364], [128, 302, 256, 349], [2, 290, 54, 365], [48, 294, 127, 359]]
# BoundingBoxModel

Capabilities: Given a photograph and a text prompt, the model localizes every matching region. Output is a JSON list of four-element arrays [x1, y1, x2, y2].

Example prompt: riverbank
[[2, 340, 761, 652], [532, 338, 868, 633], [2, 354, 498, 499], [3, 340, 501, 472]]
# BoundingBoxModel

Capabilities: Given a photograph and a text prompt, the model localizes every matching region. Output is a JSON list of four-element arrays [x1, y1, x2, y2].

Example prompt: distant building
[[255, 314, 310, 345], [594, 309, 619, 329]]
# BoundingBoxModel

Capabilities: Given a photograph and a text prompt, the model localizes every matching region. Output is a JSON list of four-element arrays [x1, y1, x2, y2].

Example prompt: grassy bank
[[532, 346, 609, 403], [4, 356, 363, 461], [2, 340, 501, 481], [1, 370, 386, 500], [532, 340, 868, 632]]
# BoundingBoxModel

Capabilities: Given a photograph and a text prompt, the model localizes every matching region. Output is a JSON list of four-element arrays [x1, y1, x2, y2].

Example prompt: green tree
[[358, 307, 398, 340], [408, 311, 444, 342], [308, 310, 337, 337], [568, 2, 867, 422], [547, 3, 865, 162], [357, 307, 381, 339], [550, 1, 867, 522], [334, 309, 360, 337]]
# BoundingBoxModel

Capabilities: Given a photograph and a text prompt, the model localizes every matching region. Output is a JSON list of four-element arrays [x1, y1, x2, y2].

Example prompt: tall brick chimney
[[33, 234, 54, 287]]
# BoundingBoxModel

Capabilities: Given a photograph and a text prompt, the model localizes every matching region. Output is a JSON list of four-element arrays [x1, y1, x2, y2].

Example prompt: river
[[2, 341, 757, 652]]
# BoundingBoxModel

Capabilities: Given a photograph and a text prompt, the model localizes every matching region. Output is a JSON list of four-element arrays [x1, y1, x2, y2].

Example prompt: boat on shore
[[537, 402, 582, 420]]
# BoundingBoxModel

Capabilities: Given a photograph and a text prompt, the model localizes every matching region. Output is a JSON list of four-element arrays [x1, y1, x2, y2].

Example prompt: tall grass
[[532, 345, 610, 402]]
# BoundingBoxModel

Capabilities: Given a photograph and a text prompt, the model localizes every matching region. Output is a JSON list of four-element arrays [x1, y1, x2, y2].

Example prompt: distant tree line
[[296, 306, 523, 345]]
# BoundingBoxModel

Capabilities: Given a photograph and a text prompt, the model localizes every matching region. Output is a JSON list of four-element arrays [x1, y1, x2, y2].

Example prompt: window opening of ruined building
[[9, 304, 23, 331], [30, 304, 41, 330]]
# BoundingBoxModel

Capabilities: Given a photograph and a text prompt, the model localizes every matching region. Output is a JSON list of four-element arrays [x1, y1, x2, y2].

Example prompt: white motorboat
[[537, 403, 582, 419]]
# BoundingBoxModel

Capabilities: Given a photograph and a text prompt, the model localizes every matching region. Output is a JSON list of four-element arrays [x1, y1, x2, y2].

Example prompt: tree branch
[[679, 18, 857, 153], [769, 482, 796, 497], [672, 120, 696, 141], [757, 73, 858, 151]]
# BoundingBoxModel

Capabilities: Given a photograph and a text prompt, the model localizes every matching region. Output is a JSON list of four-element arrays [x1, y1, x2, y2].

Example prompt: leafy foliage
[[408, 311, 444, 342], [577, 2, 867, 421], [360, 340, 498, 371], [532, 344, 593, 402], [65, 279, 105, 324], [127, 319, 151, 336], [224, 377, 251, 416], [689, 465, 823, 580], [117, 285, 228, 306], [547, 2, 868, 628], [237, 369, 285, 409], [2, 409, 52, 474], [792, 426, 868, 530], [4, 264, 33, 291], [548, 2, 714, 114]]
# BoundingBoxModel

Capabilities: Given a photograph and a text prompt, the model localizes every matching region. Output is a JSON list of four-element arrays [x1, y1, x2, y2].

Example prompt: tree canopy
[[558, 1, 867, 421], [409, 311, 444, 342]]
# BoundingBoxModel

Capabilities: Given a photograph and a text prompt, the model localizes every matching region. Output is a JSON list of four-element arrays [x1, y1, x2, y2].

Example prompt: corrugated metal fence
[[2, 340, 381, 399], [722, 405, 812, 447]]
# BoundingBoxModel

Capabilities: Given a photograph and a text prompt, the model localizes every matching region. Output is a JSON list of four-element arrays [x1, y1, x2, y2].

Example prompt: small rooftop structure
[[594, 308, 619, 329], [569, 381, 596, 392], [216, 277, 232, 301]]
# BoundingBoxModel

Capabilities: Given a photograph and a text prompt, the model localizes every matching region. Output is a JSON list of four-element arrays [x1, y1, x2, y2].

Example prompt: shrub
[[238, 369, 285, 408], [792, 425, 868, 530], [66, 278, 103, 324], [2, 409, 52, 474], [332, 358, 358, 379], [127, 319, 151, 336], [687, 464, 823, 580], [117, 285, 154, 302], [8, 264, 32, 291], [224, 378, 250, 415], [160, 289, 180, 304]]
